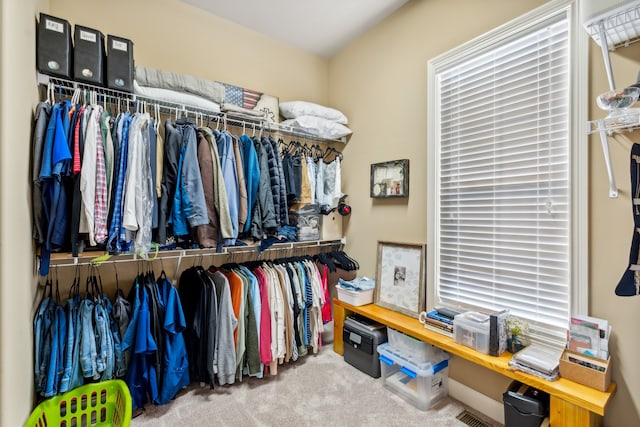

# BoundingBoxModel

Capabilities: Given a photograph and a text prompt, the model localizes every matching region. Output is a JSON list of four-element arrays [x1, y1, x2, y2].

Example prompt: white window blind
[[433, 11, 571, 340]]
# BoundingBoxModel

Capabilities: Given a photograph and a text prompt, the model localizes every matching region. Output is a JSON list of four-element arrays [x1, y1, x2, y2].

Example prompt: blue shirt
[[107, 112, 132, 253], [156, 276, 190, 404], [240, 135, 260, 233]]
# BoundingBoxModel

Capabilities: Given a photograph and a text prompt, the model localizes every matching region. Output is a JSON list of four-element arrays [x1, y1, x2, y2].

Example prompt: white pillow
[[281, 116, 352, 140], [279, 101, 348, 125], [133, 81, 221, 113]]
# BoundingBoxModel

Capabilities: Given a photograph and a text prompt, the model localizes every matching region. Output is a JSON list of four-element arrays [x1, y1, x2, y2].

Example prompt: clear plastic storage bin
[[453, 311, 490, 354], [387, 328, 441, 363], [377, 342, 450, 410]]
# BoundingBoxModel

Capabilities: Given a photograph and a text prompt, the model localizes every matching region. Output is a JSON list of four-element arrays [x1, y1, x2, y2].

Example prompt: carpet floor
[[130, 329, 501, 427]]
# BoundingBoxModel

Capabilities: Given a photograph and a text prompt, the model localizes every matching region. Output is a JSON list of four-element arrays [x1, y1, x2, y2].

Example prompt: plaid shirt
[[94, 108, 108, 243], [107, 112, 131, 252]]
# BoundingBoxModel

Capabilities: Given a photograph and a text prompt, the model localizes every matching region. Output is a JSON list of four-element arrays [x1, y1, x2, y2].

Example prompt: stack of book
[[421, 308, 460, 336], [508, 343, 563, 381]]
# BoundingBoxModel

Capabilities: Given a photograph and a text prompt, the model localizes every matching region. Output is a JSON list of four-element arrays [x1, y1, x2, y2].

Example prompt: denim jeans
[[104, 296, 126, 378], [44, 303, 66, 397], [68, 295, 84, 391], [59, 295, 79, 393], [80, 299, 97, 379], [33, 295, 54, 395], [93, 300, 107, 376]]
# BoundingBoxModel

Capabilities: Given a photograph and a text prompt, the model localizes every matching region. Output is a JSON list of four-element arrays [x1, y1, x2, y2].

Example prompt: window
[[427, 0, 587, 345]]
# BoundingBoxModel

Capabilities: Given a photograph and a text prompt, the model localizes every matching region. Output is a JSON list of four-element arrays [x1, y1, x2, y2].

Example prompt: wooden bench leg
[[550, 395, 602, 427], [333, 303, 346, 355]]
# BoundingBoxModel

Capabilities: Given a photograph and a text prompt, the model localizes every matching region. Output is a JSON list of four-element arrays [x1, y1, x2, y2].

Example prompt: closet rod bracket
[[598, 121, 619, 198]]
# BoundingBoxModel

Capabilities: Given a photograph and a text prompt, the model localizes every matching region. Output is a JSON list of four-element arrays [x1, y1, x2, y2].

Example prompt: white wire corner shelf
[[585, 0, 640, 198]]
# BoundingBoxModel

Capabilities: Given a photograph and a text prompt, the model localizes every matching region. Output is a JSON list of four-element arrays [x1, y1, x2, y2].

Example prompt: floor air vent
[[456, 410, 493, 427]]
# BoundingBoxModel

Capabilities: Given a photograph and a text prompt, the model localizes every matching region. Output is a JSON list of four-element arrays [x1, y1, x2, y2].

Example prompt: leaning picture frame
[[374, 241, 426, 317]]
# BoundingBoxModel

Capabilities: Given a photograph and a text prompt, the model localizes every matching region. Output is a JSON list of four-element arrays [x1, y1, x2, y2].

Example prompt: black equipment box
[[343, 314, 387, 378], [106, 35, 134, 92], [73, 25, 105, 85], [37, 13, 73, 78], [503, 381, 549, 427]]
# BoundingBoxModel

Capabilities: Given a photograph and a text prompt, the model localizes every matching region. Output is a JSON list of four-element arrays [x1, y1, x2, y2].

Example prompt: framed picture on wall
[[370, 159, 409, 198], [374, 241, 426, 317]]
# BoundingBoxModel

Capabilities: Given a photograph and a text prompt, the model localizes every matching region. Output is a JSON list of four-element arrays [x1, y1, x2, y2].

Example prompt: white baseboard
[[448, 378, 505, 425]]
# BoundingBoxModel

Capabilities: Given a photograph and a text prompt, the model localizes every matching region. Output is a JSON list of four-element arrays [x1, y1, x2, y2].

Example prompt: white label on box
[[80, 30, 96, 43], [112, 40, 128, 52], [45, 19, 64, 33]]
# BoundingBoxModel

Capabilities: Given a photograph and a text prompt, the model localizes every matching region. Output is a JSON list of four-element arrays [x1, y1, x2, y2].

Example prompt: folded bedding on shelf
[[279, 100, 348, 125], [221, 102, 266, 118], [280, 115, 352, 140], [135, 65, 225, 104], [133, 80, 221, 113]]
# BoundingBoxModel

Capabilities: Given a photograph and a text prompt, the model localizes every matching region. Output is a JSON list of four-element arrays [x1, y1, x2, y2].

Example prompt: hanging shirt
[[209, 270, 237, 386], [171, 120, 209, 237], [216, 130, 240, 244], [94, 107, 109, 244], [238, 266, 262, 377], [156, 274, 190, 404], [232, 135, 249, 233], [239, 135, 260, 233], [32, 102, 52, 246], [79, 107, 101, 244], [39, 100, 72, 275], [123, 113, 154, 257], [107, 112, 132, 253]]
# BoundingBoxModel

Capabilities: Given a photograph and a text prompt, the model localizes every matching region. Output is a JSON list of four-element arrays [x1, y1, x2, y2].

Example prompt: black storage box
[[343, 314, 387, 378], [37, 13, 73, 78], [73, 25, 105, 85], [106, 35, 134, 92], [503, 381, 549, 427]]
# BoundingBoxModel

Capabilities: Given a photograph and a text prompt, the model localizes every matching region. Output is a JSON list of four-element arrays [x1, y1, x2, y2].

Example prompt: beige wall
[[5, 0, 639, 425], [589, 40, 640, 426], [48, 0, 329, 104], [330, 0, 640, 425], [0, 0, 49, 425]]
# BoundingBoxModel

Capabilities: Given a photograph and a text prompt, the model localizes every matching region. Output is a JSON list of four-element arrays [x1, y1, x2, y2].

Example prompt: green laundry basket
[[26, 379, 132, 427]]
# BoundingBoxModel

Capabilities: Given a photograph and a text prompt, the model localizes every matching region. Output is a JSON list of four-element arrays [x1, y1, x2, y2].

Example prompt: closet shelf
[[587, 109, 640, 134], [37, 73, 348, 144], [41, 238, 346, 270], [584, 1, 640, 51], [584, 1, 640, 198]]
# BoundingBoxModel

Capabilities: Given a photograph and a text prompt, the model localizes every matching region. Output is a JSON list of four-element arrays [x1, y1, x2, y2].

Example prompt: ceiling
[[181, 0, 409, 57]]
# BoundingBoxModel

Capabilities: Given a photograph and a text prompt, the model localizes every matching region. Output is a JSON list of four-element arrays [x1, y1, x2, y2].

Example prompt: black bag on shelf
[[37, 13, 73, 78], [73, 25, 105, 86], [107, 35, 134, 92]]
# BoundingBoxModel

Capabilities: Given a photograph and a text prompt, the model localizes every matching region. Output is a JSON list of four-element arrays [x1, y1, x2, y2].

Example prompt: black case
[[503, 381, 549, 427], [106, 35, 134, 92], [343, 314, 387, 378], [37, 13, 73, 78], [73, 25, 105, 85]]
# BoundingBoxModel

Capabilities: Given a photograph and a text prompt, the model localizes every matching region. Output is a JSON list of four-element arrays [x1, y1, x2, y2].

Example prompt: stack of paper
[[508, 344, 563, 381], [568, 315, 611, 360]]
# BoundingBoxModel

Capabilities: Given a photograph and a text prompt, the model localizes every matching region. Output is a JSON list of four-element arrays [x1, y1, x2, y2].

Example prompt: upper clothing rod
[[37, 73, 347, 143], [41, 238, 347, 269]]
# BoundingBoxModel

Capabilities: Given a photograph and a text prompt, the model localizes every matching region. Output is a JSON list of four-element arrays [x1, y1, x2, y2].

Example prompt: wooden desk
[[333, 298, 616, 427]]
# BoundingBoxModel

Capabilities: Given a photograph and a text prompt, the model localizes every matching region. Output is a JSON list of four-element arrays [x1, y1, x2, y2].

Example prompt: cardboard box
[[559, 348, 611, 392]]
